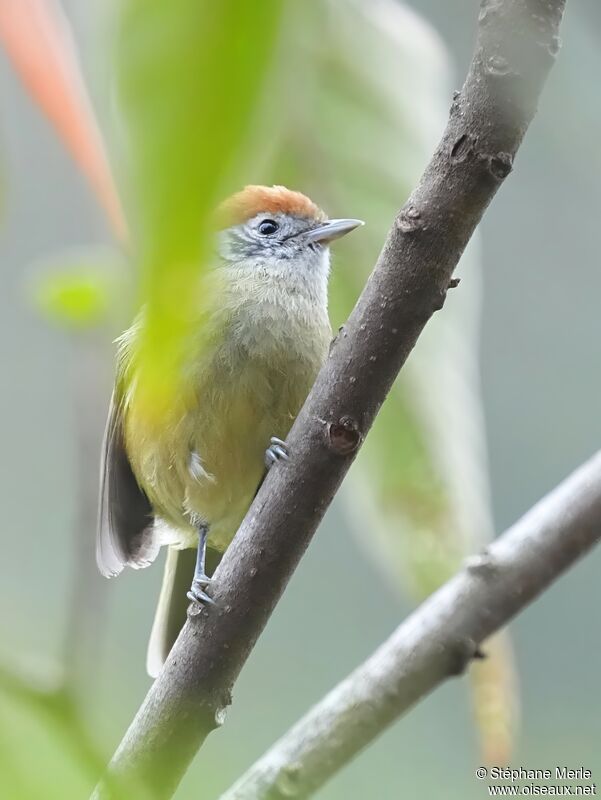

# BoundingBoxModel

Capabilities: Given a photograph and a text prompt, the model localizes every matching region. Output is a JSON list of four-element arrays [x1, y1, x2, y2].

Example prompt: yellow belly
[[123, 344, 321, 553]]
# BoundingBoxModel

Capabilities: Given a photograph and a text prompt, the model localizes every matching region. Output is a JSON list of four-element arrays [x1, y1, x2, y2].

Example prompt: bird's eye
[[258, 219, 279, 236]]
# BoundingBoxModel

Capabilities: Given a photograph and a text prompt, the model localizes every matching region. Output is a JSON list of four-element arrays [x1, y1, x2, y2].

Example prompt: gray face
[[218, 213, 363, 265], [218, 212, 324, 264]]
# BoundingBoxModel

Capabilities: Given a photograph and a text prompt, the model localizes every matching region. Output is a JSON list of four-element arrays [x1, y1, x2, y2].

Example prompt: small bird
[[96, 184, 363, 677]]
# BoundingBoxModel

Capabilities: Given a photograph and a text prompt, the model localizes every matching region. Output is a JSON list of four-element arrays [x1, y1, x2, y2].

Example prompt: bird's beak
[[306, 218, 364, 245]]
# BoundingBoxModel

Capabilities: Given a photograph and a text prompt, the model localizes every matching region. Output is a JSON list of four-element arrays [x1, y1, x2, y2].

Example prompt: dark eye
[[258, 219, 279, 236]]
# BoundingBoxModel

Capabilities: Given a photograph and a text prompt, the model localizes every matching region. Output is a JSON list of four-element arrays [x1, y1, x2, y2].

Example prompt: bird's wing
[[96, 391, 157, 577]]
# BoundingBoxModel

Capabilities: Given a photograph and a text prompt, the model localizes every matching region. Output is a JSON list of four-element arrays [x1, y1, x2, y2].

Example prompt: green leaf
[[344, 240, 490, 596], [0, 663, 155, 800], [0, 668, 95, 800], [29, 250, 130, 330], [115, 0, 285, 423]]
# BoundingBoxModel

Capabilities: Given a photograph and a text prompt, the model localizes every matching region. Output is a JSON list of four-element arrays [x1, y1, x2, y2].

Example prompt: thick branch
[[94, 1, 566, 797], [219, 452, 601, 799]]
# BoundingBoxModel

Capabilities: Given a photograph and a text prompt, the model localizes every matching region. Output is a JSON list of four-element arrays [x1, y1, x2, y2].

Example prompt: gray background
[[0, 1, 599, 797]]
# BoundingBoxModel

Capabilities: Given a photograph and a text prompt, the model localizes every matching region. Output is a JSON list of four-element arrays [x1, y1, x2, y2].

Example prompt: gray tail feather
[[146, 545, 221, 678]]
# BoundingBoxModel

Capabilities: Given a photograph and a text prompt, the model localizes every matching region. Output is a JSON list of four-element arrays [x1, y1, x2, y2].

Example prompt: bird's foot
[[187, 578, 215, 606], [187, 523, 214, 605], [265, 437, 290, 469]]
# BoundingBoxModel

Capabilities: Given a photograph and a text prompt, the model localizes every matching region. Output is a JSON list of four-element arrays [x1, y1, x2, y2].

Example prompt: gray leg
[[187, 524, 215, 605], [265, 436, 290, 469]]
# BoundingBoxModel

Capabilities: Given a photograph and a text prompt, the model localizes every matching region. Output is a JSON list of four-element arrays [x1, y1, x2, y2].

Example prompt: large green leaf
[[115, 0, 285, 423]]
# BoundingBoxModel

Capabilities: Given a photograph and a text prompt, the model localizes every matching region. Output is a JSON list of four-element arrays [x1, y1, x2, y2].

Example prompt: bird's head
[[215, 185, 363, 284]]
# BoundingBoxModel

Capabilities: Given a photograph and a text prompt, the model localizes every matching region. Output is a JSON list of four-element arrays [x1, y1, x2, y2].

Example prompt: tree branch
[[218, 451, 601, 799], [93, 1, 566, 797]]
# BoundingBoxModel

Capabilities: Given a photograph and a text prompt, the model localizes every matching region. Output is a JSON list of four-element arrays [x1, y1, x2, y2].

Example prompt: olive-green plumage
[[120, 266, 330, 553], [96, 185, 362, 676]]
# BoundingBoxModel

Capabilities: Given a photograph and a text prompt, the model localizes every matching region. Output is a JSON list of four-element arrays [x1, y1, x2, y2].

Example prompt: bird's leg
[[187, 524, 215, 605], [264, 436, 290, 469]]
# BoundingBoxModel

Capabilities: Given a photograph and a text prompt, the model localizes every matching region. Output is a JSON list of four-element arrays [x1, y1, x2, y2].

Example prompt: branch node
[[214, 707, 228, 727], [465, 549, 499, 577], [485, 53, 516, 79], [450, 133, 475, 162], [548, 34, 561, 58], [327, 416, 362, 455], [450, 90, 461, 116], [485, 152, 513, 180], [397, 204, 424, 233], [187, 602, 207, 619], [433, 275, 463, 310], [275, 762, 303, 798], [448, 638, 481, 677]]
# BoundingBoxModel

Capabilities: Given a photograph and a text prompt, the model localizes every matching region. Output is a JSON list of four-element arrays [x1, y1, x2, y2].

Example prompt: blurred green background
[[0, 1, 600, 798]]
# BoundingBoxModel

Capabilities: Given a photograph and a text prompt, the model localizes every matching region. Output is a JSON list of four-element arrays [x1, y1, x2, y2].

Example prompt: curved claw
[[187, 584, 216, 606], [265, 437, 290, 469]]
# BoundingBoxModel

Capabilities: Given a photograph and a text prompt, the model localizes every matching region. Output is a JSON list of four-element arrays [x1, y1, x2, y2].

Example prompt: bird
[[96, 184, 363, 677]]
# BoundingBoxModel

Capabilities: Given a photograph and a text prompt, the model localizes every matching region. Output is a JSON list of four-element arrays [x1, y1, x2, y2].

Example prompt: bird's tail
[[146, 547, 194, 678], [146, 544, 222, 678]]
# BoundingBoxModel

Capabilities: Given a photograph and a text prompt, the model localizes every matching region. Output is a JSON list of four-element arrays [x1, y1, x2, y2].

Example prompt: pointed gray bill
[[306, 218, 364, 244]]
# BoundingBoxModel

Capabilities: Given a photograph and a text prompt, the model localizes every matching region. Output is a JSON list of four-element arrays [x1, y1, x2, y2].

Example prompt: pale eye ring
[[258, 219, 279, 236]]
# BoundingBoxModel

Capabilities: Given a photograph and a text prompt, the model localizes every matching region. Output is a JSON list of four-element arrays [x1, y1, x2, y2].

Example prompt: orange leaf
[[0, 0, 127, 242]]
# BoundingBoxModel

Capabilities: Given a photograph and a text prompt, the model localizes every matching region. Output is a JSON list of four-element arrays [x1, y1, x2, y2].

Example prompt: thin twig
[[93, 1, 566, 797], [219, 451, 601, 799]]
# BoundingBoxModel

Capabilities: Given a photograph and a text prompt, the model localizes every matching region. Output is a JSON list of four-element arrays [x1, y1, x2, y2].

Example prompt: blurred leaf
[[0, 662, 155, 800], [259, 0, 518, 764], [115, 0, 285, 426], [0, 666, 96, 800], [471, 632, 519, 767], [0, 0, 126, 241], [345, 240, 491, 597], [271, 0, 487, 590], [28, 248, 131, 329]]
